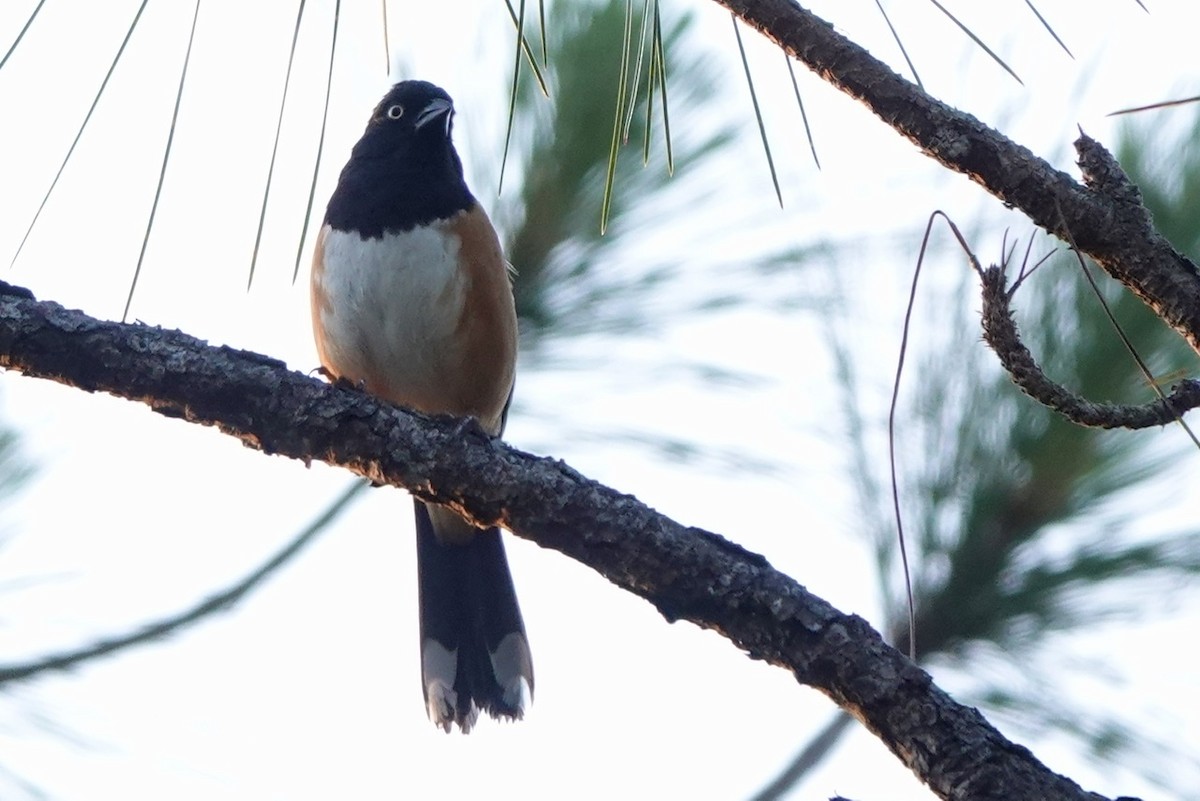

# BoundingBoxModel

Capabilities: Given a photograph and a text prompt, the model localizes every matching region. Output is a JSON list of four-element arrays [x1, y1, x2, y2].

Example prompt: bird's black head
[[325, 80, 476, 237], [352, 80, 458, 160]]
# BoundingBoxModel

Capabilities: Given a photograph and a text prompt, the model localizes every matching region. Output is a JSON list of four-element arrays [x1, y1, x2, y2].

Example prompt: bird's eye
[[386, 104, 404, 120]]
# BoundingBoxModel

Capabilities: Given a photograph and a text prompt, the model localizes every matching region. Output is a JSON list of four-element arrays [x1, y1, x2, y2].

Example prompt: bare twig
[[978, 263, 1200, 428]]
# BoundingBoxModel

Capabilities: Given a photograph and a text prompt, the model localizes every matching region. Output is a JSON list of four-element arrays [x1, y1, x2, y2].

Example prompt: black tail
[[415, 500, 533, 733]]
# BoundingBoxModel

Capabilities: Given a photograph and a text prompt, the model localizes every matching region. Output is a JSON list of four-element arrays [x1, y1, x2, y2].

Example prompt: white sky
[[0, 1, 1197, 799]]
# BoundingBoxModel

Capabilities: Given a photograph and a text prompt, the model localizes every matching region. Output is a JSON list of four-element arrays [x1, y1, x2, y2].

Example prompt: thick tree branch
[[717, 0, 1200, 353], [0, 281, 1119, 800]]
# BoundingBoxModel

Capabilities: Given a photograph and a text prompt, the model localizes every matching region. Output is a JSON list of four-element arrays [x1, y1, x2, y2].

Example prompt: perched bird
[[310, 80, 532, 733]]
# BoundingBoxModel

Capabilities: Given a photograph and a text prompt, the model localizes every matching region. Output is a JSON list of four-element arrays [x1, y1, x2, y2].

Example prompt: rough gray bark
[[0, 281, 1121, 800]]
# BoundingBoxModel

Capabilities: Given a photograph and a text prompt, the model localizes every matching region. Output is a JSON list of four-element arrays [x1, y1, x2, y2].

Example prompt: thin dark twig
[[292, 0, 341, 284], [0, 480, 369, 685], [122, 0, 202, 323], [1000, 228, 1017, 282], [1011, 245, 1054, 293], [1006, 231, 1055, 294]]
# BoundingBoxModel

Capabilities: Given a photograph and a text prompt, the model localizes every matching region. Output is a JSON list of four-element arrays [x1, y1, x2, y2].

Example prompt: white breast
[[313, 222, 466, 406]]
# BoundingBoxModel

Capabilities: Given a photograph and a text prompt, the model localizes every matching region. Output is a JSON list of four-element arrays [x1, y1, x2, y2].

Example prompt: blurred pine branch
[[758, 108, 1200, 799]]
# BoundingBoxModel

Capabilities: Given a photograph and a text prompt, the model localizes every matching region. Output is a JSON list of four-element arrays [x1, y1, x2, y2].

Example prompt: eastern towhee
[[310, 80, 532, 733]]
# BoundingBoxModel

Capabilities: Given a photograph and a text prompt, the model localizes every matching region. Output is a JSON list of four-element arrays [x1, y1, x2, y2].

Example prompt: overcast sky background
[[0, 1, 1197, 799]]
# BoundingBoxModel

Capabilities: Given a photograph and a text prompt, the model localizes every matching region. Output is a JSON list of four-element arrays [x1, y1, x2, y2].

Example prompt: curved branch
[[979, 264, 1200, 427], [715, 0, 1200, 353], [0, 282, 1120, 801]]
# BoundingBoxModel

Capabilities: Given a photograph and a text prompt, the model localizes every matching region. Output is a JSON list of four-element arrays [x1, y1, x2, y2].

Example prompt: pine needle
[[1023, 0, 1073, 59], [886, 211, 970, 663], [784, 54, 819, 170], [292, 0, 340, 284], [926, 0, 1023, 86], [600, 0, 635, 234], [622, 0, 653, 143], [498, 0, 528, 195], [381, 0, 391, 74], [873, 0, 923, 90], [652, 2, 673, 175], [9, 0, 150, 270], [1108, 95, 1200, 116], [1057, 215, 1200, 452], [538, 0, 548, 65], [731, 14, 782, 208], [248, 0, 308, 291], [500, 0, 550, 95], [642, 7, 657, 166], [123, 0, 202, 322], [0, 0, 47, 73]]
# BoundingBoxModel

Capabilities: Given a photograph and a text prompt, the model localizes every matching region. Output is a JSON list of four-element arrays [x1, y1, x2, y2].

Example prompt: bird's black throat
[[324, 149, 475, 239]]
